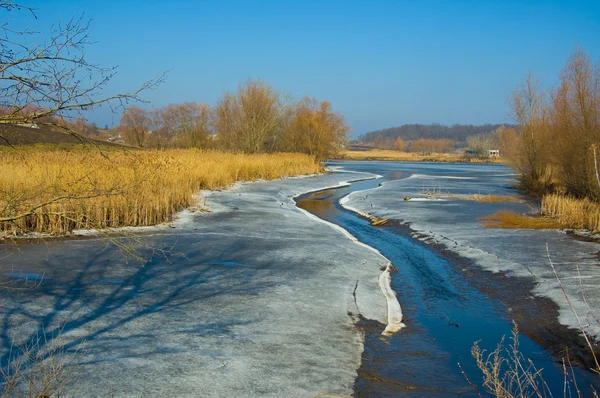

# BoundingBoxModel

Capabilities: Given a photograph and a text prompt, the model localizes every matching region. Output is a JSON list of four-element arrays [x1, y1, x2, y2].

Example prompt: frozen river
[[298, 161, 600, 395], [1, 161, 600, 396]]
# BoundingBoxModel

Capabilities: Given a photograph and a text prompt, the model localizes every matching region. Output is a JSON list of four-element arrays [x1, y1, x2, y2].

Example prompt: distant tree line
[[511, 48, 600, 199], [117, 80, 348, 160], [360, 123, 514, 146]]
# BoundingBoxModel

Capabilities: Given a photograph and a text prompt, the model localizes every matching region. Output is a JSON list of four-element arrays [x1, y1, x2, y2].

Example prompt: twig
[[458, 362, 483, 398], [546, 243, 600, 373]]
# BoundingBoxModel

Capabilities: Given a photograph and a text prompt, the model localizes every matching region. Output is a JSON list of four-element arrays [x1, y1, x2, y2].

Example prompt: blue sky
[[16, 0, 600, 136]]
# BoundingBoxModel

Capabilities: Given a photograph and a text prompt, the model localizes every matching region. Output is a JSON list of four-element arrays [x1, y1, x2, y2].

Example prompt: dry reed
[[419, 188, 520, 203], [541, 194, 600, 233], [480, 195, 600, 232], [0, 146, 322, 235], [479, 211, 563, 230], [470, 194, 521, 203]]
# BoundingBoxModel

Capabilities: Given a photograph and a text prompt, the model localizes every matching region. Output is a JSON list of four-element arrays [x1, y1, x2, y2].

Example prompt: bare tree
[[213, 80, 284, 153], [213, 93, 237, 150], [496, 126, 519, 158], [0, 2, 164, 145], [153, 103, 212, 148], [466, 133, 495, 157], [550, 48, 600, 198], [120, 106, 152, 147], [511, 73, 551, 192]]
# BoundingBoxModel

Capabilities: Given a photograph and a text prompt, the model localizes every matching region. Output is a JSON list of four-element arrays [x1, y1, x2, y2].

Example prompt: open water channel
[[297, 161, 600, 396]]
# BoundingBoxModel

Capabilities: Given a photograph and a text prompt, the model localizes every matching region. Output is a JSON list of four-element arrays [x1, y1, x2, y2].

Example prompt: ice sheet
[[337, 161, 600, 340]]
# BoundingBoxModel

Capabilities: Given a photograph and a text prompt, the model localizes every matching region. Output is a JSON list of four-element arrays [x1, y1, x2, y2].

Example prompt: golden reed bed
[[0, 147, 322, 235], [480, 194, 600, 232]]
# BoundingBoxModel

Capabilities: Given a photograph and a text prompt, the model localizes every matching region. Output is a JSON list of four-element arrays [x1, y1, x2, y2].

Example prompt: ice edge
[[292, 173, 405, 336]]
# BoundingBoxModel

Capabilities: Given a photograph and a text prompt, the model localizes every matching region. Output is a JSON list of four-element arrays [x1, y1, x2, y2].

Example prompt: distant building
[[108, 134, 125, 144], [488, 149, 500, 157]]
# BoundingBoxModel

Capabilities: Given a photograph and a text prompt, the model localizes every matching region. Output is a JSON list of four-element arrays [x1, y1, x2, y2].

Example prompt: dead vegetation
[[463, 245, 600, 397], [1, 332, 83, 398], [0, 147, 322, 236], [478, 195, 600, 232], [470, 323, 552, 397], [418, 188, 521, 203], [368, 216, 388, 226], [336, 149, 503, 163], [541, 194, 600, 233], [470, 194, 522, 203], [479, 211, 563, 230]]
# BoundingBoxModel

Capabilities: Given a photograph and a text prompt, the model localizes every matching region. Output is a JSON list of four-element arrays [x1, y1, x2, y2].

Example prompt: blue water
[[297, 162, 600, 396]]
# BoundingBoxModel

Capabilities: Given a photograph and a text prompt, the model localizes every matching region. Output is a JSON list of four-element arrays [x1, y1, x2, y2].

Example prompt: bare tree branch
[[0, 4, 166, 140]]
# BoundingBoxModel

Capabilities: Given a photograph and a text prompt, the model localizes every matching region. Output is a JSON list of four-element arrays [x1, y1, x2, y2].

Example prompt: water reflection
[[296, 189, 338, 220], [296, 167, 600, 397]]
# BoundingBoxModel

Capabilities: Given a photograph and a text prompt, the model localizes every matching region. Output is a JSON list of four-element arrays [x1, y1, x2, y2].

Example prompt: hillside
[[360, 123, 515, 144], [0, 124, 122, 147]]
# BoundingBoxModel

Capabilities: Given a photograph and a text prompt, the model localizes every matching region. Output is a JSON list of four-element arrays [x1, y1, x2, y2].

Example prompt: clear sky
[[17, 0, 600, 137]]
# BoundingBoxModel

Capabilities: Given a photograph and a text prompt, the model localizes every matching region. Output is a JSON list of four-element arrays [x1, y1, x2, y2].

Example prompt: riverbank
[[0, 170, 397, 397], [297, 162, 600, 395], [334, 149, 504, 163], [333, 161, 600, 361]]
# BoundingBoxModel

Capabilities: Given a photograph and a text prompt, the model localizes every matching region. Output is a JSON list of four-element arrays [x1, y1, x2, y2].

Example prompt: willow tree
[[284, 97, 349, 159]]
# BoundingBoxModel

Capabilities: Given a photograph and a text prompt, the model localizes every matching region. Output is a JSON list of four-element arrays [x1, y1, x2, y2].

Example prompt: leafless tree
[[0, 2, 165, 145], [120, 106, 152, 147], [213, 80, 285, 153], [152, 102, 212, 148], [511, 73, 551, 192], [550, 48, 600, 198]]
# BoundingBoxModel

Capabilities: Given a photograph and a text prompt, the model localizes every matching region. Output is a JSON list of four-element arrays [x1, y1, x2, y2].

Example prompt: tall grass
[[465, 245, 600, 398], [479, 211, 564, 230], [541, 194, 600, 233], [479, 195, 600, 232], [0, 146, 322, 235]]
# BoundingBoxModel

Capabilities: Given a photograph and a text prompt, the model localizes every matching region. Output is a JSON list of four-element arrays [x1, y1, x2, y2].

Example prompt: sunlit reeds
[[541, 194, 600, 233], [0, 146, 322, 235], [478, 194, 600, 232]]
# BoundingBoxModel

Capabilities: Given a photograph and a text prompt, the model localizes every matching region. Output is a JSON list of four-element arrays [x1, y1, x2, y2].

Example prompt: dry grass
[[0, 146, 322, 235], [479, 211, 563, 230], [368, 216, 388, 226], [479, 195, 600, 232], [419, 189, 520, 203], [464, 248, 600, 397], [541, 194, 600, 233], [470, 323, 553, 398], [335, 149, 503, 163], [1, 332, 82, 398], [470, 194, 521, 203]]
